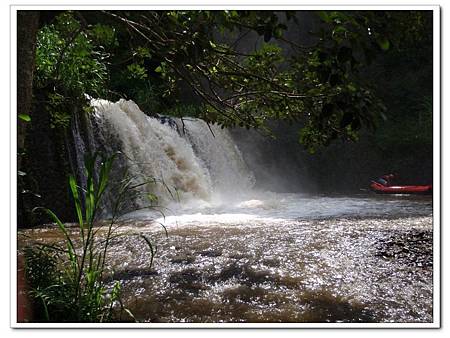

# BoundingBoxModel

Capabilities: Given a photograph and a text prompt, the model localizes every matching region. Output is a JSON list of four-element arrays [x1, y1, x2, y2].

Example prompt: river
[[20, 192, 433, 323], [19, 99, 434, 324]]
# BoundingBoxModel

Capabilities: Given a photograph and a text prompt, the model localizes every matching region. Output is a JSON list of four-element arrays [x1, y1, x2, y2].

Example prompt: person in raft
[[375, 174, 395, 186]]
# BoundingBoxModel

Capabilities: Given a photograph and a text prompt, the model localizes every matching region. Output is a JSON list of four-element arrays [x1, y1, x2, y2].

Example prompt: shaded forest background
[[17, 10, 433, 226]]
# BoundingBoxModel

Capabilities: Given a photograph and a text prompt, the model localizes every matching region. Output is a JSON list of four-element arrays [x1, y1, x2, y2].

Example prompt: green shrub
[[34, 12, 109, 129], [23, 154, 157, 322]]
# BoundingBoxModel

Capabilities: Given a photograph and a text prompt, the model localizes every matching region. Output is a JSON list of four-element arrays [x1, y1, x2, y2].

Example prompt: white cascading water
[[181, 118, 255, 198], [89, 98, 255, 208]]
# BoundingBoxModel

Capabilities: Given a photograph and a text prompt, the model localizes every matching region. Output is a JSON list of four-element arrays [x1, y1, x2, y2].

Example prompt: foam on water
[[89, 99, 255, 209]]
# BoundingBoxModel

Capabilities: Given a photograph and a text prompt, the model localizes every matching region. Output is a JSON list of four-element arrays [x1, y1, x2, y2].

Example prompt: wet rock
[[375, 230, 432, 268], [215, 263, 246, 281], [196, 249, 222, 257], [209, 263, 275, 287], [169, 268, 202, 284], [222, 285, 267, 303], [262, 258, 280, 267], [169, 268, 206, 295], [171, 255, 196, 264], [300, 291, 377, 323], [108, 268, 158, 282], [228, 253, 246, 260]]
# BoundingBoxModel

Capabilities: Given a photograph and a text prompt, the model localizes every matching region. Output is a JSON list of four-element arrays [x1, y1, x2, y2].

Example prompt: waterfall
[[76, 98, 255, 213], [182, 118, 255, 198]]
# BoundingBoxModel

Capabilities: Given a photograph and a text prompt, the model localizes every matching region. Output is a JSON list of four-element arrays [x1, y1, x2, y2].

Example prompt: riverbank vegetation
[[22, 153, 161, 322]]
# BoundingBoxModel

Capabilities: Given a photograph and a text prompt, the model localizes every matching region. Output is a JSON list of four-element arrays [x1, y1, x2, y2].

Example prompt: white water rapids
[[89, 98, 255, 210]]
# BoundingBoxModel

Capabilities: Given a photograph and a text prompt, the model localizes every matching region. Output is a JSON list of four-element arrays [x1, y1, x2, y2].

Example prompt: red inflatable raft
[[370, 181, 432, 194]]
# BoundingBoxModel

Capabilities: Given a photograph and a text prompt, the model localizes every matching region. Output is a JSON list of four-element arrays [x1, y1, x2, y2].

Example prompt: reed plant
[[23, 153, 158, 322]]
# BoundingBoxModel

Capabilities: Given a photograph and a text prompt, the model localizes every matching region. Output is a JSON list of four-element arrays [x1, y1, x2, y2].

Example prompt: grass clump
[[22, 153, 157, 322]]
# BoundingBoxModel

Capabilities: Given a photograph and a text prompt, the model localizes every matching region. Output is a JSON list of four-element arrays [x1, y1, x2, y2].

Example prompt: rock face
[[20, 106, 82, 227], [17, 11, 40, 227]]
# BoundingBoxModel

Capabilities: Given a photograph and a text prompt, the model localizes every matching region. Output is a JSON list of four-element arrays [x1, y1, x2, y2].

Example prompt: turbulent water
[[21, 194, 433, 324], [19, 99, 434, 324], [88, 99, 255, 209]]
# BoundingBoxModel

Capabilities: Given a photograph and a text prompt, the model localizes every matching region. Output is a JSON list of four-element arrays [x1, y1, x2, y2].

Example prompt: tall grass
[[23, 153, 157, 322]]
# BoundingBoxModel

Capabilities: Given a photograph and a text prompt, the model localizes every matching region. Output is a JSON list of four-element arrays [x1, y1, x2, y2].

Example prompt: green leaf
[[19, 114, 31, 122], [332, 25, 347, 36], [377, 36, 390, 51], [140, 234, 156, 268], [347, 83, 357, 92], [37, 207, 78, 273], [69, 175, 84, 234], [155, 65, 163, 73], [147, 193, 158, 203], [97, 154, 114, 199], [273, 27, 283, 39], [317, 11, 331, 23]]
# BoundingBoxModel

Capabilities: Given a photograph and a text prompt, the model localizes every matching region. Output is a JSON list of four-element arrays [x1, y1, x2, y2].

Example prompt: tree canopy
[[32, 10, 432, 152]]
